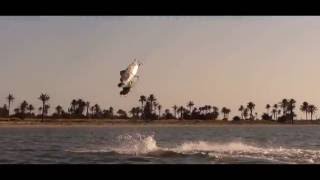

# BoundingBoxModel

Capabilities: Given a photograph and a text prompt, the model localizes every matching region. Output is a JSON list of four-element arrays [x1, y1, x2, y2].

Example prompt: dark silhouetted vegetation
[[38, 93, 50, 121], [232, 116, 241, 121], [0, 93, 319, 124], [261, 113, 272, 121]]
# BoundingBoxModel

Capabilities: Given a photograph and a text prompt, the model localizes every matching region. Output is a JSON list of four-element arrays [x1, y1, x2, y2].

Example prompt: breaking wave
[[67, 133, 320, 164], [112, 133, 159, 155]]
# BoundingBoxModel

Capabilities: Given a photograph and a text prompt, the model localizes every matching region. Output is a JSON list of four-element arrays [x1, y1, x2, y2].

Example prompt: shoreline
[[0, 119, 319, 128]]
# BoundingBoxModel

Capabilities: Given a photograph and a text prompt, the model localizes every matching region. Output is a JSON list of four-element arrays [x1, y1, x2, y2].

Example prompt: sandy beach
[[0, 118, 319, 128]]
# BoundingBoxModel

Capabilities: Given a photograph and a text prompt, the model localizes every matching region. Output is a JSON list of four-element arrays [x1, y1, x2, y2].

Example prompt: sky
[[0, 16, 320, 119]]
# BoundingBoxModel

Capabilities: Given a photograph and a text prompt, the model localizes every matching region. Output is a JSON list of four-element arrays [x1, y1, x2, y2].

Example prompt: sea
[[0, 125, 319, 164]]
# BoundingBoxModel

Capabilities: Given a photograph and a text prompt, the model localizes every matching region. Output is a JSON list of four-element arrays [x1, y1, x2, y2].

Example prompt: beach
[[0, 118, 319, 128]]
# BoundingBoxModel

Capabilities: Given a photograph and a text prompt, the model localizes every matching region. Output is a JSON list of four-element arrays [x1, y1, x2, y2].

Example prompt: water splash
[[112, 133, 159, 155], [67, 133, 320, 164], [174, 141, 320, 164], [175, 141, 260, 153]]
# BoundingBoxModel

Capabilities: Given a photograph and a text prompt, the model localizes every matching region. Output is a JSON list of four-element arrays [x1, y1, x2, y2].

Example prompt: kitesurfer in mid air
[[118, 59, 142, 95]]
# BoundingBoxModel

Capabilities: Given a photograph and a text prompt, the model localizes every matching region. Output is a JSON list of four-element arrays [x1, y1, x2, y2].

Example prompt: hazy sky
[[1, 16, 320, 118]]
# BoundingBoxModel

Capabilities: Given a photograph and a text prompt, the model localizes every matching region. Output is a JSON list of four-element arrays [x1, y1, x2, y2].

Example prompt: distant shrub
[[164, 113, 174, 120], [261, 113, 272, 121], [277, 116, 287, 123], [232, 116, 241, 121]]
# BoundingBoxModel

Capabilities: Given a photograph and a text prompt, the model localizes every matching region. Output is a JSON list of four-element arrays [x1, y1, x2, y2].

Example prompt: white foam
[[174, 141, 260, 153], [67, 133, 320, 164], [111, 134, 159, 155]]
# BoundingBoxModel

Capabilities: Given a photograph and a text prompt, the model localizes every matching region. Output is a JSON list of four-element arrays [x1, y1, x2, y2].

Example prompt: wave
[[67, 133, 320, 164]]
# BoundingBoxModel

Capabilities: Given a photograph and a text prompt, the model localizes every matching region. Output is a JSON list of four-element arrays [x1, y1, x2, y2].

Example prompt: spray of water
[[112, 134, 159, 155], [68, 133, 320, 164]]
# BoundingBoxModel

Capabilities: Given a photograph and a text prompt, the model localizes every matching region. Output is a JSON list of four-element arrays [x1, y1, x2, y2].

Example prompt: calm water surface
[[0, 125, 320, 164]]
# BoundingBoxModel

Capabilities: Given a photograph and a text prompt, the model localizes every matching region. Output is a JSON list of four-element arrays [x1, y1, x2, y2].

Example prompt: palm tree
[[238, 105, 244, 120], [243, 108, 249, 120], [247, 102, 255, 120], [153, 101, 158, 114], [199, 107, 203, 115], [44, 104, 50, 116], [147, 94, 156, 113], [273, 104, 278, 120], [164, 109, 172, 119], [212, 106, 219, 113], [211, 106, 219, 120], [277, 109, 281, 119], [221, 107, 230, 120], [308, 105, 317, 121], [272, 109, 277, 120], [172, 105, 178, 119], [38, 93, 50, 121], [20, 100, 28, 119], [139, 95, 146, 119], [139, 95, 146, 109], [287, 99, 296, 124], [187, 101, 194, 113], [94, 104, 101, 117], [177, 106, 184, 120], [221, 107, 227, 119], [27, 104, 34, 114], [266, 104, 271, 115], [109, 107, 114, 119], [90, 106, 95, 117], [70, 99, 77, 115], [55, 105, 63, 116], [157, 104, 162, 119], [279, 99, 288, 116], [85, 101, 90, 118], [300, 102, 309, 120], [200, 106, 204, 115], [129, 107, 139, 119], [117, 109, 127, 119], [6, 94, 14, 117], [206, 106, 210, 116], [74, 99, 86, 116], [207, 105, 212, 114], [226, 108, 231, 120]]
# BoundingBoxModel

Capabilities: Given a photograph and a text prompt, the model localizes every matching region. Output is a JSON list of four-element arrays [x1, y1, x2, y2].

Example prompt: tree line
[[0, 93, 318, 123]]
